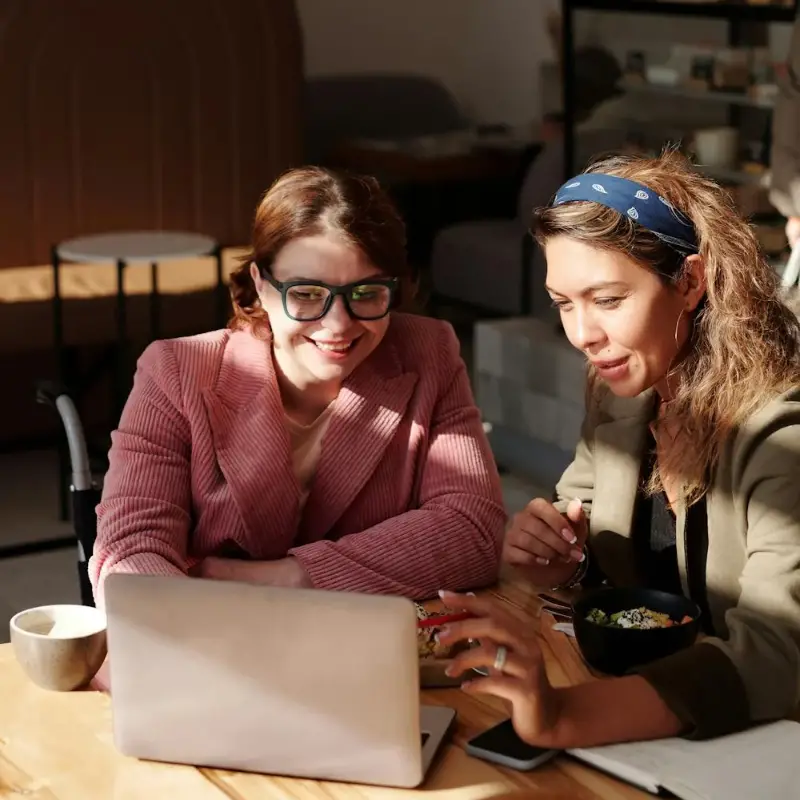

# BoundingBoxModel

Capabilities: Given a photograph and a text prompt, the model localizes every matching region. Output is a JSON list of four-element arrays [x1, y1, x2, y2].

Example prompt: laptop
[[103, 573, 456, 788]]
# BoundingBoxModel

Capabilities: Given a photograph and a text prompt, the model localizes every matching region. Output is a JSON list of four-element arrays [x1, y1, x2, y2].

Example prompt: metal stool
[[51, 231, 223, 519]]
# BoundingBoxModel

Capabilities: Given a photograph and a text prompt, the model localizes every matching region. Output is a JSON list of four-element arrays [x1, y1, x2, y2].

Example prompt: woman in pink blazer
[[89, 167, 506, 602]]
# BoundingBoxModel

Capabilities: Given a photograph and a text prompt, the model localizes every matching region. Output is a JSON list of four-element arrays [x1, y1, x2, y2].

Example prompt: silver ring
[[493, 645, 508, 673]]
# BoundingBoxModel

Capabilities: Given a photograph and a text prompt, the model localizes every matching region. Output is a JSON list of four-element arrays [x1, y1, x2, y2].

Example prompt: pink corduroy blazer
[[89, 313, 506, 602]]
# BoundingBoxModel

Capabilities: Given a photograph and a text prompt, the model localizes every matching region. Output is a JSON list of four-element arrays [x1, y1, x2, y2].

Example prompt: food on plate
[[585, 606, 694, 630], [415, 604, 468, 660]]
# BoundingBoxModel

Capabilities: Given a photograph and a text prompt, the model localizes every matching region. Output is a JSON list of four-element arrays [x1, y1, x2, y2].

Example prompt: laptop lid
[[104, 573, 450, 788]]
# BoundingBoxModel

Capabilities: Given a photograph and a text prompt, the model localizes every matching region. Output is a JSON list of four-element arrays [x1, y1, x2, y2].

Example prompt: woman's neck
[[272, 352, 340, 423]]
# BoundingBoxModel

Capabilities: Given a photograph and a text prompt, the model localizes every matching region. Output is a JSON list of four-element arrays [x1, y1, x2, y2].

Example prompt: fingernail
[[561, 528, 578, 544], [536, 557, 550, 566], [466, 592, 476, 597], [461, 680, 473, 690], [570, 548, 584, 562], [436, 626, 450, 641], [444, 665, 456, 677]]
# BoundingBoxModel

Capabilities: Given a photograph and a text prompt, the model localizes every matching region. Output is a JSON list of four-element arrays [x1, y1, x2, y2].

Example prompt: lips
[[591, 357, 628, 370], [305, 336, 361, 354]]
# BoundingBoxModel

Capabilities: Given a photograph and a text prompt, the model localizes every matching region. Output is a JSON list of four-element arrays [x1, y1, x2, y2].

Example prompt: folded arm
[[288, 331, 506, 599]]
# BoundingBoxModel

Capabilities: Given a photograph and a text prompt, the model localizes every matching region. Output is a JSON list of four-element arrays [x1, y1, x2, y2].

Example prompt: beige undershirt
[[284, 405, 334, 509]]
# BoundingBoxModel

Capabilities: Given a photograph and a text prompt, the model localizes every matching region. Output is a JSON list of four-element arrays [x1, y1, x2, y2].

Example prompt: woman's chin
[[602, 376, 649, 399]]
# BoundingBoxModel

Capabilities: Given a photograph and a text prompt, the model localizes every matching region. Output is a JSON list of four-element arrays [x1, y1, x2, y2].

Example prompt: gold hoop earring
[[673, 308, 685, 350]]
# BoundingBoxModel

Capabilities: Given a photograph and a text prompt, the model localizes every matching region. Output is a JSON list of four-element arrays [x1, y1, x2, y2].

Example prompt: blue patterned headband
[[553, 173, 698, 255]]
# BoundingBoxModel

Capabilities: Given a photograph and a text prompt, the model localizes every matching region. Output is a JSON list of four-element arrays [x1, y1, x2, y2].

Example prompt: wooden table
[[0, 577, 649, 799]]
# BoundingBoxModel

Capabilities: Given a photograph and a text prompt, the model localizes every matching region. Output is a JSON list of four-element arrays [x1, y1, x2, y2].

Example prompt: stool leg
[[57, 440, 70, 522], [51, 246, 70, 521], [150, 261, 161, 340], [214, 245, 226, 327], [52, 246, 65, 384], [115, 259, 127, 423]]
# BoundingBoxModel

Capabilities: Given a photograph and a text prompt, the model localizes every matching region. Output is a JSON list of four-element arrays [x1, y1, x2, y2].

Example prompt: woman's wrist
[[539, 677, 683, 750], [551, 546, 588, 590]]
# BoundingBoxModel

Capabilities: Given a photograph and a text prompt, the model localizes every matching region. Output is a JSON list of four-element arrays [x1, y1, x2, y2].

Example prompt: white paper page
[[569, 720, 800, 800]]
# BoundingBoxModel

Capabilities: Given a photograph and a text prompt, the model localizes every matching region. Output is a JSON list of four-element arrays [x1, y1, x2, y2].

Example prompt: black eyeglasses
[[262, 273, 398, 322]]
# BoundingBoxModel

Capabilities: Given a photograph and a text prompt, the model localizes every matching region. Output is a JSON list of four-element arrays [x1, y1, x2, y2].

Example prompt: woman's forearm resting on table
[[547, 675, 683, 749], [548, 639, 754, 747], [288, 499, 505, 598]]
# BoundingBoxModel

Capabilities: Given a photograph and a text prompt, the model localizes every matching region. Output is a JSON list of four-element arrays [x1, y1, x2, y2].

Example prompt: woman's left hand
[[194, 556, 312, 588], [437, 591, 565, 747]]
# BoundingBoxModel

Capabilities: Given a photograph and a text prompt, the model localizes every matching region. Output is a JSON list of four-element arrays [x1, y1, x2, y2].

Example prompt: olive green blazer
[[555, 387, 800, 739]]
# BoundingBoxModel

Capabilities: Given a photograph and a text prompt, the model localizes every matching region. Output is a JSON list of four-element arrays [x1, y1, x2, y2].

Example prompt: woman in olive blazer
[[436, 151, 800, 748]]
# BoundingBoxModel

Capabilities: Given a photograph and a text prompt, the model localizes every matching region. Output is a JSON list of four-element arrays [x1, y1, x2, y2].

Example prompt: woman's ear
[[249, 261, 262, 290], [678, 254, 706, 311]]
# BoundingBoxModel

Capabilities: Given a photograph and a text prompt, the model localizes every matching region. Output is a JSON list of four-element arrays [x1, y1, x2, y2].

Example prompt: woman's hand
[[437, 591, 684, 749], [502, 497, 588, 588], [436, 591, 565, 747], [192, 556, 312, 588]]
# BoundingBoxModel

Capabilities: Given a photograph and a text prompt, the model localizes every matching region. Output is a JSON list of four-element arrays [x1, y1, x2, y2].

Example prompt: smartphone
[[465, 719, 559, 771]]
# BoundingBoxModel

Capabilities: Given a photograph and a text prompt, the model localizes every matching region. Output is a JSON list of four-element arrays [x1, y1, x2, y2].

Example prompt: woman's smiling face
[[252, 233, 392, 390]]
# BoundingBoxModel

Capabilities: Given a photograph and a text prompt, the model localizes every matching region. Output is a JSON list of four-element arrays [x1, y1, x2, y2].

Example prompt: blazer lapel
[[590, 391, 655, 587], [202, 331, 300, 557], [299, 339, 418, 543]]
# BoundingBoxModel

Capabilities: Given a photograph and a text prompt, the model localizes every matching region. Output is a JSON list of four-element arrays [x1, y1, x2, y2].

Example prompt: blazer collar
[[202, 327, 418, 552]]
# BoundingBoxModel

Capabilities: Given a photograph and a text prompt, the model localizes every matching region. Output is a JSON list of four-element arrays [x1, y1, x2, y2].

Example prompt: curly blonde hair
[[532, 150, 800, 503]]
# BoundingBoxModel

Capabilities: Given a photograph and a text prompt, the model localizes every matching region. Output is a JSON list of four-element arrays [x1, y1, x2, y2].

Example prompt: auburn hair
[[532, 149, 800, 503], [229, 166, 414, 336]]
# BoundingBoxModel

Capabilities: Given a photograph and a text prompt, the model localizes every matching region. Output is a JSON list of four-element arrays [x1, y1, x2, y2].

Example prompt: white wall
[[296, 0, 558, 126]]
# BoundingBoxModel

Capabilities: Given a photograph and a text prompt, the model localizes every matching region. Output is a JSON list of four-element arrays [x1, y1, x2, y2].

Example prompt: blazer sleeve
[[638, 407, 800, 739], [287, 324, 506, 599], [89, 341, 193, 604], [770, 10, 800, 218]]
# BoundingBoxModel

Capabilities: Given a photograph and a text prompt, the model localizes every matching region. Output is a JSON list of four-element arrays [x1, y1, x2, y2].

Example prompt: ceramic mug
[[693, 126, 739, 168], [10, 604, 107, 691]]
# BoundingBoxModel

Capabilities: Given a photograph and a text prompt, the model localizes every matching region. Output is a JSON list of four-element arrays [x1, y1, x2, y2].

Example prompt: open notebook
[[567, 720, 800, 800]]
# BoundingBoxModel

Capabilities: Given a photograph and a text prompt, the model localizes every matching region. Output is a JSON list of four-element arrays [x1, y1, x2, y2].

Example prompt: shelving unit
[[567, 0, 795, 23], [561, 0, 798, 178], [618, 77, 776, 109]]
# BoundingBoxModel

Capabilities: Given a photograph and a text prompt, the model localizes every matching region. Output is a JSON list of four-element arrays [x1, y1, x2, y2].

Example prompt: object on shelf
[[749, 82, 779, 104], [624, 50, 647, 82], [742, 137, 770, 169], [646, 65, 681, 86], [713, 48, 750, 91], [754, 222, 788, 257], [693, 126, 739, 168], [729, 183, 774, 217], [689, 52, 716, 88]]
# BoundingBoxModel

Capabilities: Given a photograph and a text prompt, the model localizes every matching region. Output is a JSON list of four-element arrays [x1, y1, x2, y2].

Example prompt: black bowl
[[572, 587, 701, 676]]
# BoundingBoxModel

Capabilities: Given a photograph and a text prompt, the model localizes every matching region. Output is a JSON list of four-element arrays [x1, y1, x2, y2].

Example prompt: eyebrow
[[546, 281, 628, 296]]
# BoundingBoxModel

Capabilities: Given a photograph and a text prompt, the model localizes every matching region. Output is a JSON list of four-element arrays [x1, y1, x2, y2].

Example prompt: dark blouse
[[632, 433, 715, 635]]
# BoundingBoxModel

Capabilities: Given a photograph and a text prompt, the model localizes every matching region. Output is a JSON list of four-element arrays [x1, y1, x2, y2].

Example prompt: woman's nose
[[568, 307, 605, 352], [321, 295, 352, 332]]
